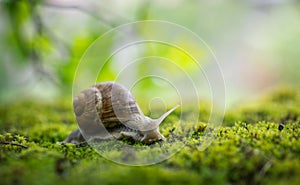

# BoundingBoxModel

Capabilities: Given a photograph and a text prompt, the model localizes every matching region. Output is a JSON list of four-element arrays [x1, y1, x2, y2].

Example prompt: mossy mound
[[224, 88, 300, 125], [0, 87, 299, 185]]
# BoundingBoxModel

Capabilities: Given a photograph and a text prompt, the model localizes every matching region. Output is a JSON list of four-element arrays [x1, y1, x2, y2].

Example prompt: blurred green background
[[0, 0, 300, 106], [1, 1, 300, 185]]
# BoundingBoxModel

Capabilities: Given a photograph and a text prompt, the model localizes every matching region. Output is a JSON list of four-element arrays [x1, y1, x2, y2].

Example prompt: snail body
[[63, 82, 179, 144]]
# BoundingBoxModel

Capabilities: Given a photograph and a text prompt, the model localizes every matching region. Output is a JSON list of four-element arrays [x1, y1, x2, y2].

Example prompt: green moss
[[224, 87, 300, 125], [0, 87, 299, 185]]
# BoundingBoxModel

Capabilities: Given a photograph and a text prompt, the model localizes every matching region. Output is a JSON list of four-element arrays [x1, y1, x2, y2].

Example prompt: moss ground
[[0, 87, 299, 185]]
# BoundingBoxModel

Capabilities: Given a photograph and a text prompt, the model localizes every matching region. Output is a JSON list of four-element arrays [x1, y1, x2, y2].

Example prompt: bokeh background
[[1, 1, 300, 184], [1, 0, 300, 108]]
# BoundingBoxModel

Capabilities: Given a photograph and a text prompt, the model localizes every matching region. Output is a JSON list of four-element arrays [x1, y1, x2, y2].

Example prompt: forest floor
[[0, 87, 299, 185]]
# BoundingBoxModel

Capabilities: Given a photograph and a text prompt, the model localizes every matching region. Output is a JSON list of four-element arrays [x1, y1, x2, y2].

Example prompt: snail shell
[[63, 82, 179, 144]]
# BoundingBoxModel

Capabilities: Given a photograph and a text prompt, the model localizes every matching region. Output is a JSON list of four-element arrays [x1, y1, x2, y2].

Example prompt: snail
[[63, 82, 179, 144]]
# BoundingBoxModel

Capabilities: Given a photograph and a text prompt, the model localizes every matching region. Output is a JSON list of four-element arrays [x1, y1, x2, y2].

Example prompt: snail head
[[129, 104, 180, 144]]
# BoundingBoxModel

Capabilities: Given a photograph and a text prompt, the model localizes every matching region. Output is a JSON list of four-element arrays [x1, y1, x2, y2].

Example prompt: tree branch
[[0, 141, 29, 149]]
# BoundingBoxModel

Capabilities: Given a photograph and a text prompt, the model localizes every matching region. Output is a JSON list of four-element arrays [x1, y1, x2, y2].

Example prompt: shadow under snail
[[63, 82, 180, 144]]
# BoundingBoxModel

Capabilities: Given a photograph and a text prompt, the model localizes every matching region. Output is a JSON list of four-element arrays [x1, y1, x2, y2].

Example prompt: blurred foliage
[[1, 0, 300, 104], [0, 87, 299, 184], [0, 0, 107, 102], [1, 0, 209, 103], [267, 4, 300, 84]]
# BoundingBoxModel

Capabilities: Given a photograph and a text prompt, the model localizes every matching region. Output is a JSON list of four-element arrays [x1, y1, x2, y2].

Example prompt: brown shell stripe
[[94, 83, 140, 128]]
